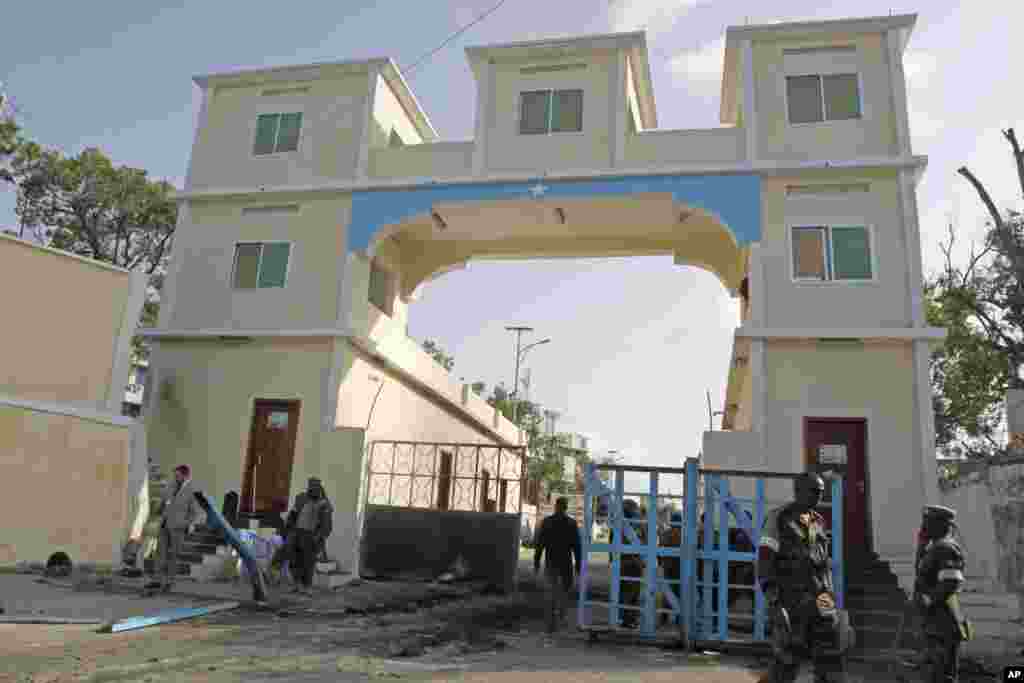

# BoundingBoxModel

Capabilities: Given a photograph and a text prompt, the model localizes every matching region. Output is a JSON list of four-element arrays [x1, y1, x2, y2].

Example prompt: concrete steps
[[844, 552, 920, 652]]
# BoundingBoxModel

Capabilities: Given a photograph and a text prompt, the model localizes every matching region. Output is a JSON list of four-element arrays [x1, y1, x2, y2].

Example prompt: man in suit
[[148, 464, 201, 592]]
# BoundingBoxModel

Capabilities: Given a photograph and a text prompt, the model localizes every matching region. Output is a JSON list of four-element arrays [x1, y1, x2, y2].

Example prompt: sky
[[3, 0, 1023, 497]]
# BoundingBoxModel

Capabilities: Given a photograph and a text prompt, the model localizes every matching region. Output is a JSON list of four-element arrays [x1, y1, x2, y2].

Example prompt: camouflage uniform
[[915, 505, 972, 683], [756, 475, 852, 682]]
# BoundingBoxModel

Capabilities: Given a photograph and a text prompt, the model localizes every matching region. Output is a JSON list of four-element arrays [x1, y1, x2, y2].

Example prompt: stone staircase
[[843, 552, 920, 654]]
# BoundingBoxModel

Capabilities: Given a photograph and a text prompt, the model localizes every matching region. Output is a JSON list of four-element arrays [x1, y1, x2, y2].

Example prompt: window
[[785, 74, 861, 124], [368, 259, 396, 315], [232, 242, 291, 289], [519, 89, 583, 134], [791, 226, 873, 282], [253, 112, 303, 155]]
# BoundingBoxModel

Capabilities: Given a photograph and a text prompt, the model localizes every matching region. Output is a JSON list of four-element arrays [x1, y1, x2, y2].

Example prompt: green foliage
[[926, 277, 1011, 458], [421, 339, 454, 372], [929, 128, 1024, 459]]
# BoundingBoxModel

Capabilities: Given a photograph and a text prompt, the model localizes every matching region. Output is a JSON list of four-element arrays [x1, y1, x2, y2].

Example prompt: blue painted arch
[[348, 173, 762, 253]]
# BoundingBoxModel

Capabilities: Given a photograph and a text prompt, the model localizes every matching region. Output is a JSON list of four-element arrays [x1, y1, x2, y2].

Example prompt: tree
[[928, 127, 1024, 458], [421, 339, 454, 372], [9, 145, 177, 358]]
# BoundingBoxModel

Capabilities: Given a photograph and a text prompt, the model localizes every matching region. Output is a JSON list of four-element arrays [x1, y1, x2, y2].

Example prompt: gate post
[[642, 472, 659, 637], [830, 475, 845, 608], [753, 477, 767, 640], [579, 463, 594, 630], [610, 470, 624, 626], [717, 476, 729, 641], [682, 458, 699, 646]]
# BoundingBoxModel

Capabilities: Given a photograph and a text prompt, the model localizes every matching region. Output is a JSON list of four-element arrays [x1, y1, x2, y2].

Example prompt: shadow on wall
[[360, 505, 520, 592], [992, 499, 1024, 593]]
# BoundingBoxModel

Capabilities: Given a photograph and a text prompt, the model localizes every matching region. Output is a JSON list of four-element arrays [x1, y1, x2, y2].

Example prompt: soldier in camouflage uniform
[[915, 505, 973, 683], [757, 473, 853, 682]]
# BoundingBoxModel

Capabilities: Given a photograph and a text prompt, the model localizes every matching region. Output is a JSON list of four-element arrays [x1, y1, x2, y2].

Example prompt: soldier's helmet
[[922, 505, 956, 523]]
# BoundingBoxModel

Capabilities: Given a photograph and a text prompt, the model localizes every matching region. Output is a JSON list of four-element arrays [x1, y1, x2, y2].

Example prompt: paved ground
[[1, 564, 1019, 683]]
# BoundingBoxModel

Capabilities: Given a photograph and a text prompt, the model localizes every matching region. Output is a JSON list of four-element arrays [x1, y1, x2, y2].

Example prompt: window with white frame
[[791, 225, 873, 282], [253, 112, 303, 155], [519, 89, 583, 134], [785, 74, 861, 124], [232, 242, 291, 289]]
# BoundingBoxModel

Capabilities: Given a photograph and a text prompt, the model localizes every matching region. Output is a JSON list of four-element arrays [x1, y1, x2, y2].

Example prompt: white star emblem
[[528, 182, 548, 198]]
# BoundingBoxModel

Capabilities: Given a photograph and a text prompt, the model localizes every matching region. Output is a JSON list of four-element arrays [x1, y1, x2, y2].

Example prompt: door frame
[[792, 409, 875, 555], [241, 397, 302, 517]]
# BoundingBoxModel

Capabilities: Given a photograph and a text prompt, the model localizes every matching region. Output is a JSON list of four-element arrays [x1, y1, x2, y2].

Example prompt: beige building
[[0, 233, 146, 567], [146, 13, 942, 587]]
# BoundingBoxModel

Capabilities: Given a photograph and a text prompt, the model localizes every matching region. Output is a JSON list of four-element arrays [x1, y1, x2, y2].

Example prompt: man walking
[[757, 473, 853, 682], [279, 478, 333, 596], [148, 464, 200, 593], [534, 496, 582, 633], [915, 505, 972, 682]]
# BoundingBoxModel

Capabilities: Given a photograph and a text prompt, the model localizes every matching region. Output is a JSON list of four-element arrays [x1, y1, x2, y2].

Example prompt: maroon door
[[804, 418, 869, 554], [241, 400, 300, 515]]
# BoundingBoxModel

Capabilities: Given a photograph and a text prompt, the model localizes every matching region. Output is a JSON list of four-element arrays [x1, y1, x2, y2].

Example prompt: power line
[[400, 0, 511, 79]]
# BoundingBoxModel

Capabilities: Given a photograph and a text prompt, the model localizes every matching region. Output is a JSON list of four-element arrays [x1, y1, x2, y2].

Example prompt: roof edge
[[725, 13, 917, 41], [379, 60, 440, 142], [192, 57, 390, 88]]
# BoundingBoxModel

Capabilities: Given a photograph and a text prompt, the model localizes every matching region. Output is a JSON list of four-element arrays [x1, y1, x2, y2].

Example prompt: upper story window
[[232, 242, 291, 289], [253, 112, 303, 155], [785, 74, 861, 124], [791, 225, 873, 282], [519, 89, 583, 135]]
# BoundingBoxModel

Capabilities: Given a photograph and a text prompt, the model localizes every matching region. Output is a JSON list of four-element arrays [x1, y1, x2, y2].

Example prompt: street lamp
[[504, 326, 551, 442], [513, 339, 550, 427]]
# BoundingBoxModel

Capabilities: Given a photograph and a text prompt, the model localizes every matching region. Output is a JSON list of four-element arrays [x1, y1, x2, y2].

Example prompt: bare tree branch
[[1004, 128, 1024, 201], [958, 166, 1006, 231]]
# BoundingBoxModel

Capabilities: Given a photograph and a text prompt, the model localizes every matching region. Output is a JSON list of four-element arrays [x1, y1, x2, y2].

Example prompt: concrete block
[[215, 545, 234, 557], [316, 561, 338, 574]]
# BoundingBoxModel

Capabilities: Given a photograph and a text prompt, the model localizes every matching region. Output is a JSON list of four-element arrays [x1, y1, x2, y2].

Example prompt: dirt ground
[[0, 566, 1011, 683]]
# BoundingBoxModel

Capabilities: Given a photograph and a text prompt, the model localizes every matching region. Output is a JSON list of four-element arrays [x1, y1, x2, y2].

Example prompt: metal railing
[[365, 440, 526, 513], [578, 460, 845, 646]]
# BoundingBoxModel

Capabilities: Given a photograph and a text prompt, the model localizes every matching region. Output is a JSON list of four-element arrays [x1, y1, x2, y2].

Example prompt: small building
[[0, 233, 146, 568]]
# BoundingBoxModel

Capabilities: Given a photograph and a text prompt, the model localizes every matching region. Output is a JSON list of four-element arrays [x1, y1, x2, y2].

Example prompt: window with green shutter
[[253, 115, 279, 155], [231, 242, 291, 289], [551, 89, 583, 132], [785, 73, 861, 124], [790, 225, 873, 282], [519, 91, 550, 135], [252, 112, 303, 155], [830, 227, 872, 280], [519, 89, 584, 134]]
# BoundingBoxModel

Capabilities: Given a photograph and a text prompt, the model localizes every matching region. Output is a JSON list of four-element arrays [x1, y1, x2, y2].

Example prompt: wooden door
[[804, 418, 869, 555], [436, 450, 453, 510], [241, 400, 301, 515]]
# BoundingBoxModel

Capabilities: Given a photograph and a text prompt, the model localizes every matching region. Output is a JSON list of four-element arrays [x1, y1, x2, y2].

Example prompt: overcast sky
[[3, 0, 1022, 496]]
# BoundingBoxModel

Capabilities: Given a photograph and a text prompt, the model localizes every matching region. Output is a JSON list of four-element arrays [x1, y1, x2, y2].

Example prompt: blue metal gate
[[577, 459, 844, 646]]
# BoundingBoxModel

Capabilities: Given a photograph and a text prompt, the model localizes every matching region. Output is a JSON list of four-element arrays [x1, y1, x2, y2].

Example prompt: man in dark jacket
[[275, 478, 333, 595], [757, 473, 853, 682], [534, 497, 582, 633]]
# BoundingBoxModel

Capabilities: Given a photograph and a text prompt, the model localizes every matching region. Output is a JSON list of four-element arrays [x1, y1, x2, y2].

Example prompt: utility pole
[[505, 326, 533, 428]]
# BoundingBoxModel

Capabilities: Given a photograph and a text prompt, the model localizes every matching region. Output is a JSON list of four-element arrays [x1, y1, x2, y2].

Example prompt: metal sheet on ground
[[98, 601, 240, 633]]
